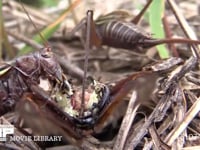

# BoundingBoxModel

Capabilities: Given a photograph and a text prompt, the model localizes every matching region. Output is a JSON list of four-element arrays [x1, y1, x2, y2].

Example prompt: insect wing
[[95, 10, 131, 25]]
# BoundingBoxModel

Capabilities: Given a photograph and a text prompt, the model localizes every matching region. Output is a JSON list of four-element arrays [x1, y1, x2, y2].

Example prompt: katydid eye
[[41, 47, 53, 58], [41, 52, 51, 58]]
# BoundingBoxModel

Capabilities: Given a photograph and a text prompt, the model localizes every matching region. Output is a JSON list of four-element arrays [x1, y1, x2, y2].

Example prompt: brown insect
[[70, 0, 200, 52], [0, 47, 73, 115], [0, 0, 76, 116]]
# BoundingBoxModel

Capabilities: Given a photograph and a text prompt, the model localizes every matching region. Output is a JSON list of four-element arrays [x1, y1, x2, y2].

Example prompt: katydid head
[[39, 47, 63, 83], [19, 1, 70, 88]]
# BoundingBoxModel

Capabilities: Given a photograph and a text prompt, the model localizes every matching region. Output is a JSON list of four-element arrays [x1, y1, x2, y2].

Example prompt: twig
[[113, 91, 139, 150], [125, 56, 197, 149], [149, 125, 162, 150], [167, 0, 200, 58], [162, 15, 178, 57], [8, 0, 52, 24], [6, 29, 42, 50], [164, 96, 200, 145]]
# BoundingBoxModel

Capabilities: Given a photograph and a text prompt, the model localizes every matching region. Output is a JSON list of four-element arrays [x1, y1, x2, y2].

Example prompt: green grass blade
[[21, 0, 58, 7], [18, 0, 80, 56], [149, 0, 170, 59]]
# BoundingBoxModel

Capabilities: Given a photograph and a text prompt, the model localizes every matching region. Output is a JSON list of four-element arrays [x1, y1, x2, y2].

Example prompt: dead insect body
[[51, 70, 158, 132], [0, 47, 72, 115], [55, 78, 110, 129]]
